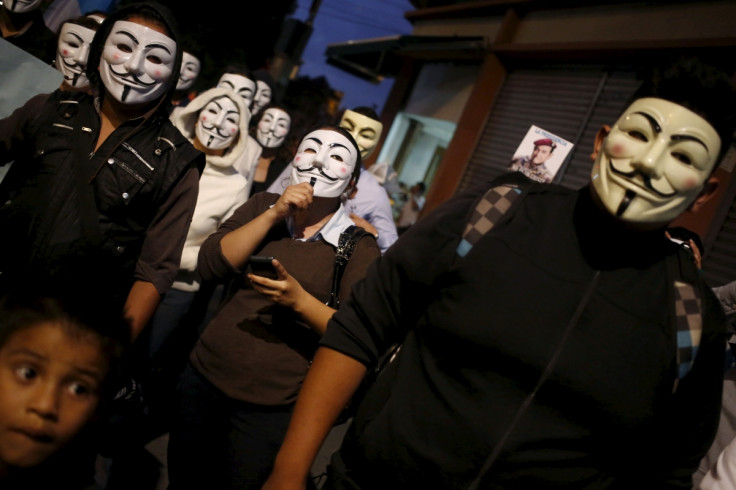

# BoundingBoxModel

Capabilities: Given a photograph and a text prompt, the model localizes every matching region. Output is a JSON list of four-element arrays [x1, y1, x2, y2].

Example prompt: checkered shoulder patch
[[456, 185, 522, 258], [673, 280, 702, 392]]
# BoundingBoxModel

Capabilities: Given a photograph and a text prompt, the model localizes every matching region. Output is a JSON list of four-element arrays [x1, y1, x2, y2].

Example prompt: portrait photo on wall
[[508, 125, 574, 183]]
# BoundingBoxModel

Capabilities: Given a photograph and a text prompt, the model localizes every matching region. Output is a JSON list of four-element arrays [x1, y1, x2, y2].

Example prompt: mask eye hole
[[146, 54, 162, 64], [330, 154, 344, 163], [628, 130, 648, 142], [672, 152, 692, 165], [116, 43, 132, 53]]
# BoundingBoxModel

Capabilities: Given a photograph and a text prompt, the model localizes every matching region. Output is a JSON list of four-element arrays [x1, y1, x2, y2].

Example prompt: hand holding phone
[[248, 256, 278, 280]]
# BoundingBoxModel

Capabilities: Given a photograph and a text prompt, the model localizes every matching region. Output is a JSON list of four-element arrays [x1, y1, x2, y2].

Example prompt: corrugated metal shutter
[[459, 65, 641, 192]]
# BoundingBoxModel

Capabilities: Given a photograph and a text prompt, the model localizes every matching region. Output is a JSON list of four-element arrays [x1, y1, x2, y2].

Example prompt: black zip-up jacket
[[0, 89, 204, 303]]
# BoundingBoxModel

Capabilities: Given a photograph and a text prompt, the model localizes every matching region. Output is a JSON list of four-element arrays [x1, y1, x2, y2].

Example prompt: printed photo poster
[[508, 125, 574, 183]]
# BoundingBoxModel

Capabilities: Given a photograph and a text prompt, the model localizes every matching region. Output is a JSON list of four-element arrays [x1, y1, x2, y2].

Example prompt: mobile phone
[[248, 256, 278, 279]]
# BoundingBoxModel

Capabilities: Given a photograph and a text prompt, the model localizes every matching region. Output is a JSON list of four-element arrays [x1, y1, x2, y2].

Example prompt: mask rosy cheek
[[295, 156, 301, 162], [201, 116, 207, 122], [611, 144, 624, 156], [62, 49, 69, 55]]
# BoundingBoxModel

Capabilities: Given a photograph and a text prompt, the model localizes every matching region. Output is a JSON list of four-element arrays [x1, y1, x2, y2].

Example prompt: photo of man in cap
[[509, 137, 557, 183]]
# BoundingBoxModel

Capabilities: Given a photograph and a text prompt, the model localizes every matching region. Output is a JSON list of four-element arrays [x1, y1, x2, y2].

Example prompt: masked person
[[252, 68, 276, 118], [144, 86, 250, 360], [248, 103, 292, 197], [211, 63, 263, 186], [263, 59, 736, 490], [0, 2, 204, 342], [268, 107, 399, 254], [167, 126, 380, 490], [170, 48, 202, 108], [0, 0, 56, 62], [53, 15, 99, 92]]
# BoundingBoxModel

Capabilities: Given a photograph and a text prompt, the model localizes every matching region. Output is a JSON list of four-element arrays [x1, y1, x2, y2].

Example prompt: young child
[[0, 292, 128, 488]]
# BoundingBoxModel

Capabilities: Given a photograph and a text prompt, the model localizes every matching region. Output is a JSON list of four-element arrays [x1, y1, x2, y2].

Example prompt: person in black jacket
[[0, 2, 204, 342], [263, 58, 736, 489]]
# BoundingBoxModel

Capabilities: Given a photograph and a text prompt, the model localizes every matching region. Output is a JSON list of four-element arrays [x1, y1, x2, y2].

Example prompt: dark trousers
[[167, 363, 294, 490]]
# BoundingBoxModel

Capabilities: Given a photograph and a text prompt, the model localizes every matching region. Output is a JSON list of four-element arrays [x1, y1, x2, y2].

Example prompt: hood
[[86, 2, 183, 111], [171, 87, 252, 169]]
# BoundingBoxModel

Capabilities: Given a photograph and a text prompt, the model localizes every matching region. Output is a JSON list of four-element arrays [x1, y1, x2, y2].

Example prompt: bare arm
[[220, 183, 314, 269], [124, 280, 161, 341], [262, 347, 368, 490]]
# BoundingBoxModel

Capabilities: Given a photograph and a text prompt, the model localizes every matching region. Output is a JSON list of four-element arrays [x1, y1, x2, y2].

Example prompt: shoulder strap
[[327, 225, 370, 308], [456, 181, 531, 259], [666, 249, 704, 393]]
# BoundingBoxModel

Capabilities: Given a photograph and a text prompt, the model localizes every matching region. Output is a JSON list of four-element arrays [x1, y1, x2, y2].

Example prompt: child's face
[[0, 322, 108, 470]]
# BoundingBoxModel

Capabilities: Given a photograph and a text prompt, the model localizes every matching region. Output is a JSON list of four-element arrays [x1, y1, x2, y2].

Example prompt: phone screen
[[248, 256, 278, 279]]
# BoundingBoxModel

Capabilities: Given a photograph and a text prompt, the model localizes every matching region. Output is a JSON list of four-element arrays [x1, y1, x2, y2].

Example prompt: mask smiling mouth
[[295, 165, 338, 182], [109, 65, 156, 88], [608, 160, 676, 198]]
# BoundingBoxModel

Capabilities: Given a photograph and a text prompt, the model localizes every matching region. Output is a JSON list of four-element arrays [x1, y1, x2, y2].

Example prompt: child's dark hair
[[0, 291, 129, 399], [631, 57, 736, 163]]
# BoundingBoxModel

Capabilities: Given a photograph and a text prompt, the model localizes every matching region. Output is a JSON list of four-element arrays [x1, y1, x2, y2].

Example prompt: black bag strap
[[326, 225, 369, 308]]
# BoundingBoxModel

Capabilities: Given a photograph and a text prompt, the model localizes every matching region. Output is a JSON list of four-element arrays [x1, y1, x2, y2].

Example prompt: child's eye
[[68, 382, 92, 396], [15, 366, 37, 381]]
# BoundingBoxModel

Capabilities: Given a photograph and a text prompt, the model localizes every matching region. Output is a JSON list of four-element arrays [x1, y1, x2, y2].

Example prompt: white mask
[[99, 20, 177, 105], [252, 79, 272, 115], [55, 23, 96, 89], [195, 95, 240, 150], [176, 51, 200, 91], [289, 129, 358, 198], [217, 73, 256, 106], [3, 0, 42, 13], [256, 107, 291, 148], [339, 109, 383, 160], [590, 97, 721, 226]]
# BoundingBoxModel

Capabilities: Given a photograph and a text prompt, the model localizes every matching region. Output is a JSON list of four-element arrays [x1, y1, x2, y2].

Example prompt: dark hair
[[631, 58, 736, 163], [86, 2, 183, 108], [220, 62, 254, 81], [254, 69, 276, 94], [0, 292, 129, 400], [348, 106, 380, 122], [60, 15, 101, 32]]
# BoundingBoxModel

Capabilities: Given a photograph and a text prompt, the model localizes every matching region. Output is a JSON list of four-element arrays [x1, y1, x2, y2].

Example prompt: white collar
[[287, 203, 354, 246]]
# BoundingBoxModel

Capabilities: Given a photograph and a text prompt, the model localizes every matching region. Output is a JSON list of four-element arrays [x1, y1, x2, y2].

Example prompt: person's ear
[[591, 125, 611, 161], [688, 177, 719, 212]]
